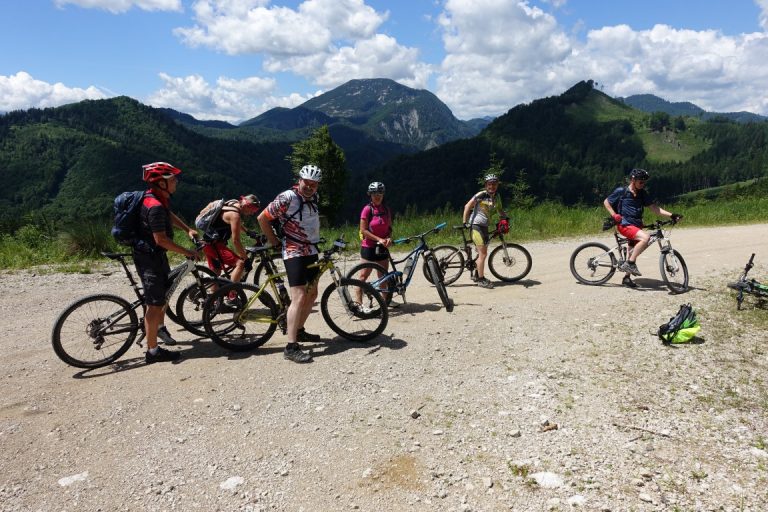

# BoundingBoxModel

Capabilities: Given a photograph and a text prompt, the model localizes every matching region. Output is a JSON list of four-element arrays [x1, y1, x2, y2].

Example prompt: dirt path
[[2, 223, 768, 511]]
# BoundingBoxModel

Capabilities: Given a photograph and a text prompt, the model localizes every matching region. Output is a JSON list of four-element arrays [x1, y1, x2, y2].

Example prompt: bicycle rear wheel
[[426, 255, 454, 312], [253, 253, 286, 287], [424, 245, 465, 285], [660, 249, 689, 294], [487, 243, 532, 282], [321, 278, 388, 342], [203, 283, 279, 351], [52, 294, 139, 368], [570, 242, 617, 285], [346, 262, 395, 305], [166, 265, 216, 326]]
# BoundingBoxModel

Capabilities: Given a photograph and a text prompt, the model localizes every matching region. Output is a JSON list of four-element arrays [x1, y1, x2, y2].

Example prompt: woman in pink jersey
[[357, 182, 393, 299]]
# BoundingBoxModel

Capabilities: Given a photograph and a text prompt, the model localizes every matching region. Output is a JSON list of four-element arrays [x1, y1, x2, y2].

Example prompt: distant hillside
[[620, 94, 767, 123], [0, 97, 293, 231], [156, 108, 237, 129], [369, 80, 768, 213]]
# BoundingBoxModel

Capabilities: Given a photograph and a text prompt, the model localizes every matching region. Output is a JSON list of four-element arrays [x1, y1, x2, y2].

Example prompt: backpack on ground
[[657, 303, 700, 344], [195, 198, 228, 240], [111, 190, 145, 246]]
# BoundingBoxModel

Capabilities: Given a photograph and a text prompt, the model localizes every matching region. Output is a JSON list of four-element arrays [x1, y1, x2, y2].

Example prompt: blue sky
[[1, 0, 767, 122]]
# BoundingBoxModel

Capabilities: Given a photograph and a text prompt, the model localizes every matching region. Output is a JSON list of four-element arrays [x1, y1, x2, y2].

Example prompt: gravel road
[[2, 223, 768, 512]]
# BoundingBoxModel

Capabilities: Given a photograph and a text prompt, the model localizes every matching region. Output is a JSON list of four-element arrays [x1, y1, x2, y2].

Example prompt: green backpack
[[658, 303, 700, 344]]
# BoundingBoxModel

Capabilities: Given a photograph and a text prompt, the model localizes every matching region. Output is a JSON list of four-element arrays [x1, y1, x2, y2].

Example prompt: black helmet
[[630, 168, 650, 180]]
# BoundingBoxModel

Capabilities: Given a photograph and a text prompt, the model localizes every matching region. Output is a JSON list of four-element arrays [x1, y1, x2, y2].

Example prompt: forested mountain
[[174, 79, 483, 153], [2, 80, 767, 233], [0, 97, 293, 231], [367, 81, 768, 214], [620, 94, 768, 123]]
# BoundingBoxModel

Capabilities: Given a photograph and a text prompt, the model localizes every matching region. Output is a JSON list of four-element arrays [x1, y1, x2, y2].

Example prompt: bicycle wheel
[[426, 255, 454, 312], [166, 265, 216, 326], [660, 249, 689, 294], [321, 278, 388, 342], [424, 245, 465, 285], [569, 242, 617, 285], [253, 253, 286, 286], [346, 262, 395, 305], [488, 243, 532, 282], [175, 277, 219, 337], [52, 294, 139, 368], [203, 282, 278, 351]]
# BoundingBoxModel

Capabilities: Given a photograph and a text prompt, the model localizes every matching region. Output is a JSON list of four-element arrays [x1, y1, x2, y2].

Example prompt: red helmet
[[142, 162, 181, 183]]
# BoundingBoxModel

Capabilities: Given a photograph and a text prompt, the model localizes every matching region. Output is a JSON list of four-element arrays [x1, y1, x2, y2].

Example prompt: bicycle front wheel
[[166, 265, 216, 326], [424, 245, 465, 285], [570, 242, 617, 285], [52, 294, 139, 368], [426, 255, 454, 312], [488, 243, 532, 282], [321, 278, 388, 342], [660, 249, 689, 294], [175, 277, 219, 337], [203, 283, 279, 351], [346, 262, 396, 305]]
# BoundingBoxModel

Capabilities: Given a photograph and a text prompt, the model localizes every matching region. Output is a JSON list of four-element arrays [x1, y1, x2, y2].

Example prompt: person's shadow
[[309, 333, 407, 358]]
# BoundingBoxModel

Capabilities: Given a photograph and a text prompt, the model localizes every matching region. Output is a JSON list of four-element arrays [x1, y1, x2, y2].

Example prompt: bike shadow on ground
[[386, 302, 443, 317], [308, 333, 407, 358], [447, 278, 542, 290], [71, 339, 272, 378], [582, 277, 698, 295]]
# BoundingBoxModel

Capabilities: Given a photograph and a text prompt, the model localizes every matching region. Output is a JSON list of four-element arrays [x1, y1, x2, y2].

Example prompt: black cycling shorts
[[133, 250, 171, 306], [284, 254, 320, 287], [360, 245, 390, 262]]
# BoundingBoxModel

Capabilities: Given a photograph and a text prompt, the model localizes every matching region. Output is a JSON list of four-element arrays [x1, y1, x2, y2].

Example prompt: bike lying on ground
[[51, 240, 212, 368], [428, 223, 532, 285], [570, 219, 688, 293], [346, 222, 454, 312], [727, 253, 768, 309], [201, 236, 388, 350]]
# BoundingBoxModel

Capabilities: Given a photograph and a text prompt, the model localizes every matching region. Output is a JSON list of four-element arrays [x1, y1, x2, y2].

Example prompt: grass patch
[[2, 195, 767, 270]]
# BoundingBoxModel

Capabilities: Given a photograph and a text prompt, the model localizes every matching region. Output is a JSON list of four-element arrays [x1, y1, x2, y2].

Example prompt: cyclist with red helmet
[[462, 173, 508, 289], [257, 164, 323, 363], [137, 162, 199, 363], [604, 168, 682, 288]]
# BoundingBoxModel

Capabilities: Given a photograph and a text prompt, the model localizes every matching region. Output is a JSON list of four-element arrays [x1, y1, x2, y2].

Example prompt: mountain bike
[[51, 241, 213, 368], [427, 224, 532, 285], [173, 232, 285, 336], [201, 236, 388, 350], [727, 253, 768, 309], [569, 219, 688, 293], [345, 222, 454, 312]]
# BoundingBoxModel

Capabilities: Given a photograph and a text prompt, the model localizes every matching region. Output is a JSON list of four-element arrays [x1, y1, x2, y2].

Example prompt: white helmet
[[299, 164, 322, 182], [367, 181, 385, 194]]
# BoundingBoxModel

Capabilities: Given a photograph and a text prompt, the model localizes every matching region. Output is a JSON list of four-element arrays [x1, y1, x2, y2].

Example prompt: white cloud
[[0, 72, 107, 112], [175, 0, 430, 91], [54, 0, 182, 13], [145, 72, 315, 123], [758, 0, 768, 31], [435, 0, 768, 118]]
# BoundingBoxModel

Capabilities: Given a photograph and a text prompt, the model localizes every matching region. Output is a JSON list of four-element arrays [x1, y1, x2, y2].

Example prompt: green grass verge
[[2, 196, 767, 271]]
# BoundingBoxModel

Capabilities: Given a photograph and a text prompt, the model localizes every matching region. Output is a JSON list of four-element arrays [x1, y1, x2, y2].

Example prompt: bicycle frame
[[364, 223, 446, 297]]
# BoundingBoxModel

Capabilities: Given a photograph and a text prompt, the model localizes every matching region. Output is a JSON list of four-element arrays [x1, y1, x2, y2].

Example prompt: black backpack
[[111, 191, 145, 246]]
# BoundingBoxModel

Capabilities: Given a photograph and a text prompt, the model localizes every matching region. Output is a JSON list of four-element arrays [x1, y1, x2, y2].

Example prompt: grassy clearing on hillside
[[3, 196, 766, 271], [641, 129, 710, 163]]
